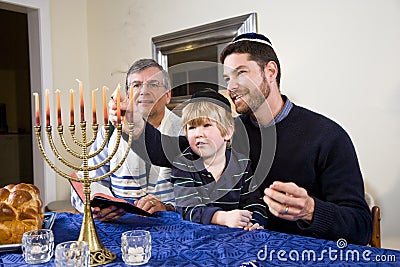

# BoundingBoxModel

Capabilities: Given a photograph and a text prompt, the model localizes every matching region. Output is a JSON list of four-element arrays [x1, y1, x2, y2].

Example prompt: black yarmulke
[[188, 88, 231, 112]]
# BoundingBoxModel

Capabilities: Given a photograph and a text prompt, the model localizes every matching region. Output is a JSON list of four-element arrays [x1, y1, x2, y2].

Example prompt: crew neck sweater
[[135, 101, 372, 245], [232, 104, 371, 244]]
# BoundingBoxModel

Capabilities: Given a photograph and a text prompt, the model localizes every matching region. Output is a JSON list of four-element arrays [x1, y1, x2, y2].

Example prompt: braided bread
[[0, 183, 44, 244]]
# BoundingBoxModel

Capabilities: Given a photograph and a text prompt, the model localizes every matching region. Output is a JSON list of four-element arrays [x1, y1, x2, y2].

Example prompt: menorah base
[[90, 248, 117, 266], [78, 201, 117, 266]]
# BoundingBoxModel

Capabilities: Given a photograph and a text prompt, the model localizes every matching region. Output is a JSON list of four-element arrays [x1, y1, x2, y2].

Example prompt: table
[[1, 212, 399, 266]]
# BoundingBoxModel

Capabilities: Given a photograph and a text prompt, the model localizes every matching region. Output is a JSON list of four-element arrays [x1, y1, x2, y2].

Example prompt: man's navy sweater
[[135, 102, 372, 245], [232, 104, 372, 245]]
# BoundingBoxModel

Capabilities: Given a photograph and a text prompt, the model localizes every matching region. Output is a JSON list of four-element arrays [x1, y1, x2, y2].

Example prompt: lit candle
[[127, 247, 145, 263], [129, 84, 134, 114], [33, 93, 40, 126], [56, 89, 62, 126], [70, 89, 74, 125], [77, 79, 84, 122], [31, 245, 42, 254], [103, 86, 108, 124], [116, 84, 121, 124], [92, 89, 97, 124], [45, 89, 50, 126]]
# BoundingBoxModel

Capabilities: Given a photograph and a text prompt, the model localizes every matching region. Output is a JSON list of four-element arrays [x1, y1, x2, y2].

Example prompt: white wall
[[49, 0, 90, 204], [47, 0, 400, 249]]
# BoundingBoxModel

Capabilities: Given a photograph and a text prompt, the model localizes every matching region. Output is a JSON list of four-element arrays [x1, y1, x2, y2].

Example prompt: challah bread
[[0, 183, 44, 244]]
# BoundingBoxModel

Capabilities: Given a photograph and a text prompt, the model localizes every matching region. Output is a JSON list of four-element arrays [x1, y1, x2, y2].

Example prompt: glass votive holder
[[121, 230, 152, 265], [21, 229, 54, 264], [54, 240, 90, 267]]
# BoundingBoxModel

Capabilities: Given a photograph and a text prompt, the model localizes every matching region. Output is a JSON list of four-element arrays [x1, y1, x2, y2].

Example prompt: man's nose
[[226, 77, 238, 92], [139, 84, 151, 95]]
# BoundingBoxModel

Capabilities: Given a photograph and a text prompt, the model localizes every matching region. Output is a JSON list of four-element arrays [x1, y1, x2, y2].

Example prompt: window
[[152, 13, 257, 110]]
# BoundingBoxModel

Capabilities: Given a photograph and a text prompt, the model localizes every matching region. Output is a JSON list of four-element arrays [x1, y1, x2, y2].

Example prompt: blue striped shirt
[[171, 147, 267, 226]]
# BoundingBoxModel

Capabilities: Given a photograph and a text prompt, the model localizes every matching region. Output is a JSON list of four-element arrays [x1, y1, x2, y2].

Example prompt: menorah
[[33, 81, 134, 266]]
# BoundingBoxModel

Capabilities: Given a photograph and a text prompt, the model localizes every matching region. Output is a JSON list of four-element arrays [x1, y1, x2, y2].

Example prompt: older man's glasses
[[129, 81, 165, 91]]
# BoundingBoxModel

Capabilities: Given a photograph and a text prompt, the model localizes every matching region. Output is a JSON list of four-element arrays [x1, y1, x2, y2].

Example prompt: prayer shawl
[[71, 108, 182, 212]]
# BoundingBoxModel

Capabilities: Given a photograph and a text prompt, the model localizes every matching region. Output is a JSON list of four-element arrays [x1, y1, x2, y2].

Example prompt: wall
[[49, 0, 90, 203], [48, 0, 399, 249]]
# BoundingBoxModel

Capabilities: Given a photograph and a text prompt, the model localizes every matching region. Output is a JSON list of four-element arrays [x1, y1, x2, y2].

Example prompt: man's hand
[[91, 205, 126, 222], [134, 194, 167, 214], [108, 88, 144, 137], [212, 209, 253, 228], [263, 181, 315, 223]]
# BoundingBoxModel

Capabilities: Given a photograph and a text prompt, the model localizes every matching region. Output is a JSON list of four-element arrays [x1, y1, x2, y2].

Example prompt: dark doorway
[[0, 8, 33, 187]]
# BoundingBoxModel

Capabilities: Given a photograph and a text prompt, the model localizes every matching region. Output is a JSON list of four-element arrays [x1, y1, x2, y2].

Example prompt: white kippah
[[230, 33, 273, 48], [231, 37, 272, 47]]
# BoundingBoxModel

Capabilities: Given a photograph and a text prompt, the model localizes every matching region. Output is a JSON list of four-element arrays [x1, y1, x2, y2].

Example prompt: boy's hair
[[182, 101, 234, 146]]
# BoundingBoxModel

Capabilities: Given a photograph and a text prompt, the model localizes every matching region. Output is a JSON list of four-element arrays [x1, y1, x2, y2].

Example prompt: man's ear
[[164, 89, 172, 104], [264, 61, 278, 83]]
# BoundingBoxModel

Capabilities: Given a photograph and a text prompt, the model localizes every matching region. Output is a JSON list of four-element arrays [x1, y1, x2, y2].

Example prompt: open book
[[70, 177, 155, 217]]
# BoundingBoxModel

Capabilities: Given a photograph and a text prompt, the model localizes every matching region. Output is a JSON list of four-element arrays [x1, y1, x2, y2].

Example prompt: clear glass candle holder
[[54, 240, 89, 267], [121, 230, 152, 265], [22, 229, 54, 264]]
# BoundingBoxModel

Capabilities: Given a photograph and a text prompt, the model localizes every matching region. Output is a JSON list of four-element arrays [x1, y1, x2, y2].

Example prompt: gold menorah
[[33, 84, 133, 266]]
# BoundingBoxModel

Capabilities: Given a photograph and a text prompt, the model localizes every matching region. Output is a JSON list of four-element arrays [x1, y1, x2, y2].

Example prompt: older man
[[71, 59, 181, 221]]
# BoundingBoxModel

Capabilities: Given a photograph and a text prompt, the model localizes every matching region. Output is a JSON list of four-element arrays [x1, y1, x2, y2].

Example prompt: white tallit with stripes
[[71, 108, 182, 212]]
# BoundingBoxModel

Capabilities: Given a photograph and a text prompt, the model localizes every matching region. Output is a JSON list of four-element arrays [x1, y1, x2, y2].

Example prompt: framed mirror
[[152, 13, 257, 110]]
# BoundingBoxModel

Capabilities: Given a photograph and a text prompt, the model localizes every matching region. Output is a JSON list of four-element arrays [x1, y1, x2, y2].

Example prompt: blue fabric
[[1, 212, 399, 266]]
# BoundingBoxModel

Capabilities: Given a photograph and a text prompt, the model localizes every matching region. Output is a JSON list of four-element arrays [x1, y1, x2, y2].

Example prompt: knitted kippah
[[188, 88, 231, 112], [231, 32, 273, 47]]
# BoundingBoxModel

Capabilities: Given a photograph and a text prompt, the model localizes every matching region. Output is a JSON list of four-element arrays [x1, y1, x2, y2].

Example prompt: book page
[[70, 176, 154, 217], [90, 182, 113, 197], [70, 179, 114, 202]]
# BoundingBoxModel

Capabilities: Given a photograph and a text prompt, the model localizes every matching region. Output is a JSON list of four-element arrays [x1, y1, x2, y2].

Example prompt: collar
[[250, 95, 293, 128]]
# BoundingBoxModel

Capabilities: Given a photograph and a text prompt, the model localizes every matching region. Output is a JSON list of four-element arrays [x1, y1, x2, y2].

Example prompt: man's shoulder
[[160, 108, 182, 135], [233, 105, 350, 138], [290, 104, 345, 131], [285, 104, 353, 145], [165, 108, 182, 121]]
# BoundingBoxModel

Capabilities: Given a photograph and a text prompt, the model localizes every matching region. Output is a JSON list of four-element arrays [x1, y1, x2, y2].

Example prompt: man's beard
[[235, 77, 270, 115]]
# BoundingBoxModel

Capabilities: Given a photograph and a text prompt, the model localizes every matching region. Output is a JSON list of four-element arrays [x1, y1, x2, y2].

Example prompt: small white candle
[[31, 245, 42, 254], [128, 247, 144, 254], [127, 247, 144, 263]]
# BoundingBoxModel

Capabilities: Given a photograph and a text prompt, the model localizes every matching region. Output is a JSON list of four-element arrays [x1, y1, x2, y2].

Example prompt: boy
[[171, 89, 267, 230]]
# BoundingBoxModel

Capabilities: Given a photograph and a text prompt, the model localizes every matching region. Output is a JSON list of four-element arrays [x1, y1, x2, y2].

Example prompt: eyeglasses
[[129, 81, 165, 91]]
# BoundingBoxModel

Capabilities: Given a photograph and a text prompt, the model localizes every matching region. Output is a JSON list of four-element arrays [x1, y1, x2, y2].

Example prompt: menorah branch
[[34, 83, 129, 266]]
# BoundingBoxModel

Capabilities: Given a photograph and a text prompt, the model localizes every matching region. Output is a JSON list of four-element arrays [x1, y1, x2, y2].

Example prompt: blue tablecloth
[[1, 212, 399, 266]]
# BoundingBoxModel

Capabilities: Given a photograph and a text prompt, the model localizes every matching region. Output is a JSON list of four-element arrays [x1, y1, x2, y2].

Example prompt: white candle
[[70, 89, 74, 125], [45, 89, 50, 126], [56, 89, 62, 126], [31, 245, 42, 254], [127, 247, 144, 263], [92, 89, 97, 124], [103, 86, 108, 124], [116, 84, 121, 124], [33, 93, 40, 126]]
